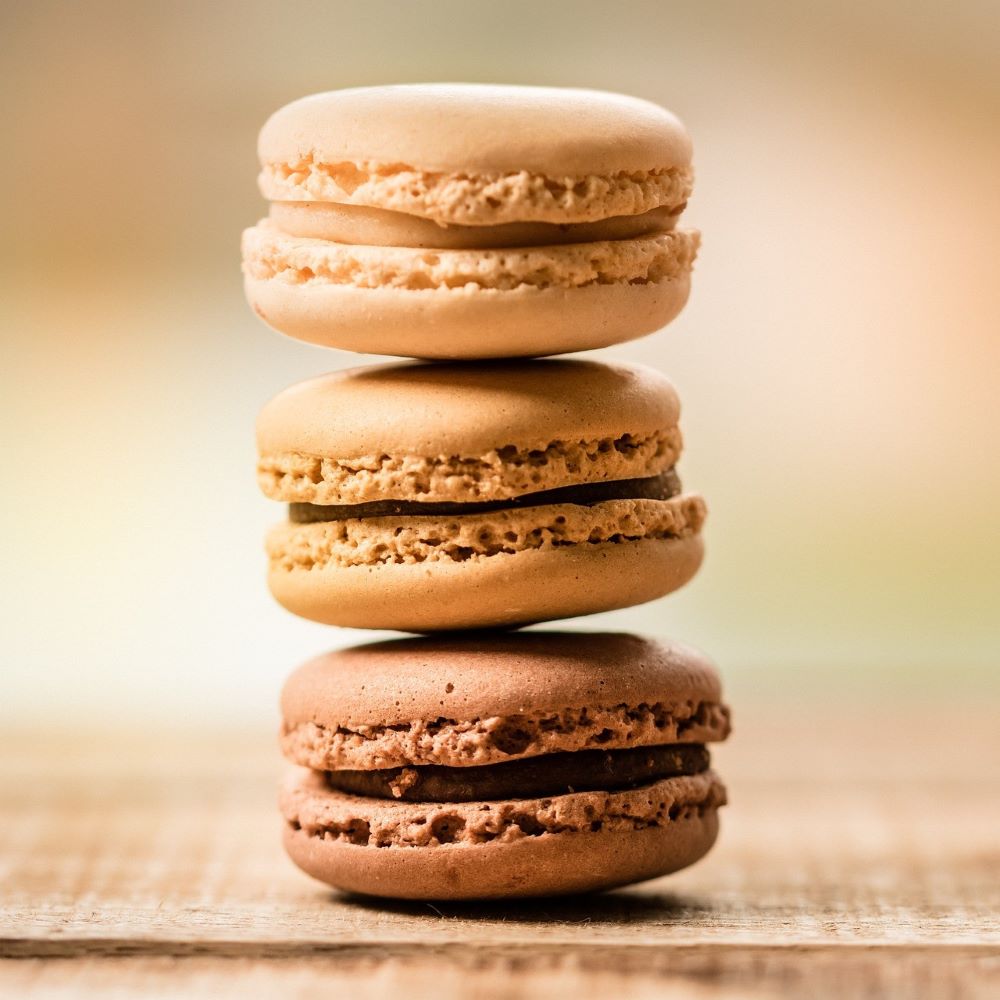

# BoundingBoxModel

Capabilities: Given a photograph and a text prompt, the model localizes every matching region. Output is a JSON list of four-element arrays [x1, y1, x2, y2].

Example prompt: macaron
[[280, 632, 731, 900], [242, 83, 699, 360], [258, 358, 706, 632]]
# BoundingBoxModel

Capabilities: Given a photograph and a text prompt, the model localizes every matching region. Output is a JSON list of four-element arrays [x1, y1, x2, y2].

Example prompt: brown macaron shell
[[280, 633, 730, 771], [281, 768, 724, 900], [279, 633, 729, 899]]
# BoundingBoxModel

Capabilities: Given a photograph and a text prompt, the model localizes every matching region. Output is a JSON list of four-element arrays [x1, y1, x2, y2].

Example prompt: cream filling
[[268, 201, 680, 249]]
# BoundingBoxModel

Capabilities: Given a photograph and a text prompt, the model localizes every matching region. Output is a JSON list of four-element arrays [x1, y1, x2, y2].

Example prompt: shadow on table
[[336, 888, 714, 924]]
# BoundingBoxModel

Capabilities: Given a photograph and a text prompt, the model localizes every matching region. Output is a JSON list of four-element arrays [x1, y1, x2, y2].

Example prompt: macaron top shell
[[280, 633, 730, 770], [258, 84, 693, 225], [283, 632, 720, 725], [257, 360, 682, 504], [258, 359, 678, 458]]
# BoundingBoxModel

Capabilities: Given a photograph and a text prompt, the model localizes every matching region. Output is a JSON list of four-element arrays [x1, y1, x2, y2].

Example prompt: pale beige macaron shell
[[242, 223, 697, 360], [250, 84, 697, 359], [257, 84, 693, 226]]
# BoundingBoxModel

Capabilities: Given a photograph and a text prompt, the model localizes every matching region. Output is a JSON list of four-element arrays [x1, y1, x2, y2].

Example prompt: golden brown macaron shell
[[258, 360, 706, 631], [257, 360, 684, 506]]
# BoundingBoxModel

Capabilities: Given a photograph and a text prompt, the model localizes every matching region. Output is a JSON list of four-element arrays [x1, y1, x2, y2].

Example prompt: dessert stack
[[242, 84, 731, 900]]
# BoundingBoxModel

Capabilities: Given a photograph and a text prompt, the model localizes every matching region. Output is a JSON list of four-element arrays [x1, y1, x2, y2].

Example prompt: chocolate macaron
[[280, 632, 730, 900], [242, 83, 699, 360], [258, 358, 706, 632]]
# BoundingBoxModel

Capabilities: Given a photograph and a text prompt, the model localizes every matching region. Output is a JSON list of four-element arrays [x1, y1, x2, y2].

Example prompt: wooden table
[[2, 699, 998, 998]]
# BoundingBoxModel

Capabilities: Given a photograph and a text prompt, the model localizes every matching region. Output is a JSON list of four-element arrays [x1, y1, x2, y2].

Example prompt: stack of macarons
[[244, 84, 730, 900]]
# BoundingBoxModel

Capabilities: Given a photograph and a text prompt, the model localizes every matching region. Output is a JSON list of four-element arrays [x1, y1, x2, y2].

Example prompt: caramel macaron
[[242, 84, 699, 360], [257, 359, 706, 632], [280, 632, 730, 900]]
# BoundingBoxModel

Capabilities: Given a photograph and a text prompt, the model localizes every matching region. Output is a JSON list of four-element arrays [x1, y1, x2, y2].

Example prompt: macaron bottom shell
[[267, 532, 704, 632], [282, 769, 724, 900], [243, 255, 693, 361]]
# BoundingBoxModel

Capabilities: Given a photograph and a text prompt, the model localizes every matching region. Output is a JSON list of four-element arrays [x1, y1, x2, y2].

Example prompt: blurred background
[[3, 0, 998, 730]]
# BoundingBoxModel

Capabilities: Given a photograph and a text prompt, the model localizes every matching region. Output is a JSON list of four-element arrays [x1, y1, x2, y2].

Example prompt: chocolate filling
[[290, 469, 681, 523], [325, 743, 709, 803]]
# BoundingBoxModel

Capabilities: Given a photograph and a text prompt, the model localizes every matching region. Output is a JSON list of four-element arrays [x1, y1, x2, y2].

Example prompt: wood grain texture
[[2, 703, 998, 997]]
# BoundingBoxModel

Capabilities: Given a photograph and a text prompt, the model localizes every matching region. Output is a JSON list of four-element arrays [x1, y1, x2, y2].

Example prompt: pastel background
[[3, 0, 998, 729]]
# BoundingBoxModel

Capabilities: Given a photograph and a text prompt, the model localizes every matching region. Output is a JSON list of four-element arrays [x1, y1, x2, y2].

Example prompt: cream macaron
[[257, 358, 706, 632], [242, 84, 699, 360], [280, 632, 730, 900]]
